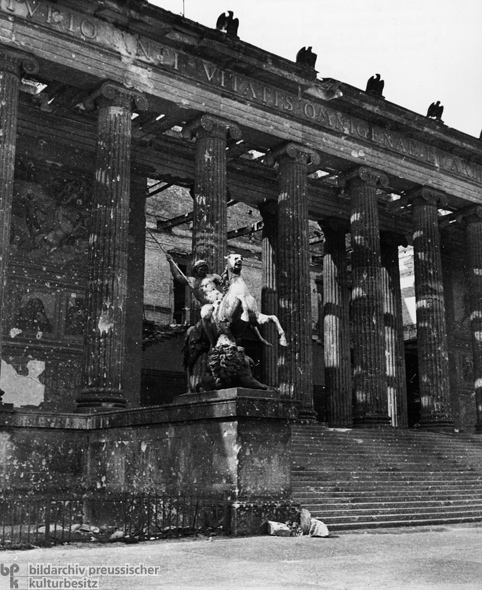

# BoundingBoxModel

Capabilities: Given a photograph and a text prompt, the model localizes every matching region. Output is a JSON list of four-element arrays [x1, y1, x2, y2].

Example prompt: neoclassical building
[[1, 0, 481, 532]]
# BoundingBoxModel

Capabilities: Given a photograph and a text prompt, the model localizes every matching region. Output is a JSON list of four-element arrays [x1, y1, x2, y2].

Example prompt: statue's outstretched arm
[[166, 253, 191, 286]]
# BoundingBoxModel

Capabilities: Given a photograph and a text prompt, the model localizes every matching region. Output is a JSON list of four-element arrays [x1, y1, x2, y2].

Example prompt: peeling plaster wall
[[0, 359, 45, 408]]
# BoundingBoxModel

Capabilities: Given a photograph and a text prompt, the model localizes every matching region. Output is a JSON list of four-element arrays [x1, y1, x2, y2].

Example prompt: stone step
[[293, 486, 482, 497], [292, 471, 482, 481], [293, 486, 482, 502], [318, 515, 482, 531], [301, 499, 482, 512], [310, 508, 482, 526], [292, 460, 472, 476], [293, 488, 482, 502], [291, 439, 482, 448], [291, 424, 482, 530]]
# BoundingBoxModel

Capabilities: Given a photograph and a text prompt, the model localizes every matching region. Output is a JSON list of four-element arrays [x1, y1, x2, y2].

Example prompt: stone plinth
[[0, 389, 298, 535]]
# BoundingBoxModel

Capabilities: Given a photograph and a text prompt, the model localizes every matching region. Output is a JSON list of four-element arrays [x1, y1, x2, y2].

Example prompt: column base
[[76, 389, 127, 412], [353, 415, 391, 428], [297, 408, 318, 422], [417, 419, 454, 431]]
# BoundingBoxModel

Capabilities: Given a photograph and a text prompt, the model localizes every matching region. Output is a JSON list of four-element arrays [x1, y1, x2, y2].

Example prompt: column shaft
[[411, 188, 453, 427], [185, 115, 240, 274], [259, 201, 279, 388], [348, 167, 390, 426], [273, 144, 319, 414], [381, 233, 408, 428], [464, 212, 482, 432], [321, 220, 352, 427], [78, 82, 147, 410]]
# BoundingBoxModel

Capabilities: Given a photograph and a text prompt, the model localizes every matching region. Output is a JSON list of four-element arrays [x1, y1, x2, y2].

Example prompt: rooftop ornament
[[296, 46, 317, 69], [366, 73, 385, 98], [215, 11, 239, 38], [426, 101, 444, 122]]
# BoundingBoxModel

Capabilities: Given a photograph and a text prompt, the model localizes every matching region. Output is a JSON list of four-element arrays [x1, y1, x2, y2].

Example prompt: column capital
[[182, 114, 241, 141], [0, 47, 38, 77], [456, 205, 482, 226], [83, 80, 148, 112], [266, 142, 320, 167], [408, 186, 448, 208], [341, 166, 389, 188]]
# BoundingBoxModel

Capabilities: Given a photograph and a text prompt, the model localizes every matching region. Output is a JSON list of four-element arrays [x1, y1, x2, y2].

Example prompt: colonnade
[[1, 53, 482, 431]]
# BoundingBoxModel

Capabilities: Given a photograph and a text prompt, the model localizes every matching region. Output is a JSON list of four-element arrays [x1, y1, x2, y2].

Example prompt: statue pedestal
[[0, 389, 299, 536], [171, 387, 299, 534]]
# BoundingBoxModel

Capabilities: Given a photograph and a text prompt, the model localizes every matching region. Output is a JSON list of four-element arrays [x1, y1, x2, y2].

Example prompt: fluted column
[[461, 207, 482, 433], [0, 49, 38, 391], [77, 81, 147, 411], [320, 218, 352, 427], [410, 187, 453, 428], [259, 200, 279, 388], [380, 232, 408, 428], [183, 115, 241, 273], [346, 166, 390, 427], [267, 143, 320, 416]]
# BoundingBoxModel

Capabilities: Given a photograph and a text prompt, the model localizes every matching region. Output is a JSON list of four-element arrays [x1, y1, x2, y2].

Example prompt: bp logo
[[0, 564, 20, 589]]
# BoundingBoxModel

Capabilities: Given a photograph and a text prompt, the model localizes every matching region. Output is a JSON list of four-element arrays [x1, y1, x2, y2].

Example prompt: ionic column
[[320, 218, 352, 427], [183, 115, 241, 273], [267, 143, 320, 416], [409, 187, 453, 428], [259, 200, 279, 388], [380, 232, 408, 428], [460, 207, 482, 433], [77, 81, 147, 411], [345, 166, 391, 427], [0, 49, 38, 389]]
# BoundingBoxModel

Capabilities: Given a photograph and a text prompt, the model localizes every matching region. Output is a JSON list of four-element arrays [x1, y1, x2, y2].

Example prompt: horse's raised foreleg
[[251, 326, 273, 347], [237, 294, 251, 322], [256, 313, 288, 347]]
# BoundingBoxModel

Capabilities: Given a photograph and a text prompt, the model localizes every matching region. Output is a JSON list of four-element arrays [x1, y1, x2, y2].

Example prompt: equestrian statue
[[167, 253, 287, 392]]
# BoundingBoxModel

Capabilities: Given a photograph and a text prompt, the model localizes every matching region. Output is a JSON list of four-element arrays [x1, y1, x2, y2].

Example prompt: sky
[[147, 0, 482, 139]]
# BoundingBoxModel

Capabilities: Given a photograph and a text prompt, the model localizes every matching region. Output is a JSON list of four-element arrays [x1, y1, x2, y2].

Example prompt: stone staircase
[[291, 423, 482, 531]]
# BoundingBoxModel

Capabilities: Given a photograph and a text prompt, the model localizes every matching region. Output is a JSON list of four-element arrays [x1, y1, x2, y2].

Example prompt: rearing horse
[[213, 254, 287, 347]]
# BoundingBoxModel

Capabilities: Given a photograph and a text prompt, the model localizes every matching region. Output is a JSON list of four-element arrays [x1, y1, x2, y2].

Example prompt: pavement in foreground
[[1, 523, 482, 590]]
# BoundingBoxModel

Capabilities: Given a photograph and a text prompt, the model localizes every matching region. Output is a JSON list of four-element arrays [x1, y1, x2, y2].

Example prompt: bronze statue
[[167, 253, 287, 392]]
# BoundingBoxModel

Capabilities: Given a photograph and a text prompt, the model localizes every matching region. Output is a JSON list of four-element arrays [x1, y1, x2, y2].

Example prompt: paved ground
[[1, 524, 482, 590]]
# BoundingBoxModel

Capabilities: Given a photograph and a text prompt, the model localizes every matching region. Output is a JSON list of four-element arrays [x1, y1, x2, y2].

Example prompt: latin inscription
[[2, 0, 482, 186]]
